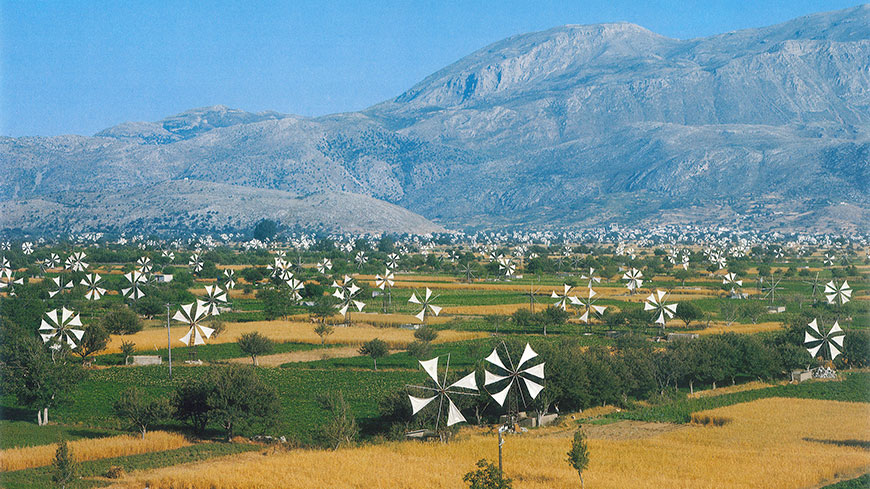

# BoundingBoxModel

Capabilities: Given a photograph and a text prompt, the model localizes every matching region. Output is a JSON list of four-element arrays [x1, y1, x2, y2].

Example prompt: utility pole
[[165, 303, 172, 379], [498, 424, 508, 482]]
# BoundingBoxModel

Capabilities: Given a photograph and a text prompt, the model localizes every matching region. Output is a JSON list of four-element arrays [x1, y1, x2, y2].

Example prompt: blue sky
[[1, 0, 864, 136]]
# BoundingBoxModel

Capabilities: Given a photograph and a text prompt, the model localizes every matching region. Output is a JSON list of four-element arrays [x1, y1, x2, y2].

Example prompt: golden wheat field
[[104, 320, 484, 354], [0, 431, 189, 472], [692, 321, 784, 335], [106, 398, 870, 489]]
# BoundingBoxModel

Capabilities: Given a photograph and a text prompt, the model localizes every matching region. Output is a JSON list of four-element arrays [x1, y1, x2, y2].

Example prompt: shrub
[[101, 305, 143, 334], [463, 459, 511, 489]]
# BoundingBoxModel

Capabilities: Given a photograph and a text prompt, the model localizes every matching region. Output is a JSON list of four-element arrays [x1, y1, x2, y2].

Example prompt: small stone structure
[[667, 333, 699, 341], [790, 369, 812, 383], [127, 355, 162, 366]]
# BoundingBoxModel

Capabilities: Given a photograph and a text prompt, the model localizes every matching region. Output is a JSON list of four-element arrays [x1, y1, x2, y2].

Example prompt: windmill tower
[[483, 342, 545, 428], [406, 355, 478, 439]]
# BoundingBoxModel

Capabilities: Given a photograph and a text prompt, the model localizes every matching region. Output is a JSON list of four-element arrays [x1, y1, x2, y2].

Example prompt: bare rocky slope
[[2, 6, 868, 233]]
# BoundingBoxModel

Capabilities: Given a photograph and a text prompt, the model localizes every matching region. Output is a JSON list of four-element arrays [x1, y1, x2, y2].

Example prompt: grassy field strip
[[228, 345, 361, 367], [0, 442, 259, 489], [105, 321, 484, 353], [0, 431, 190, 472], [689, 321, 784, 335], [106, 398, 870, 489]]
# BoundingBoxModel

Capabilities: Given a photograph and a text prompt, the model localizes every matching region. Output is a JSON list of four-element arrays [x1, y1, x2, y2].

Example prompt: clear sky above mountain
[[1, 0, 864, 137]]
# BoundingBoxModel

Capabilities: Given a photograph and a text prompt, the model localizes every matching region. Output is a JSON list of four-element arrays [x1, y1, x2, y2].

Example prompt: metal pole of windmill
[[498, 424, 506, 481], [165, 303, 172, 379]]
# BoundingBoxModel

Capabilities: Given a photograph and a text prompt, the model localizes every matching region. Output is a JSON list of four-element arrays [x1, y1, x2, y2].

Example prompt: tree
[[413, 326, 438, 343], [310, 296, 337, 325], [120, 340, 136, 365], [257, 287, 293, 320], [52, 439, 77, 489], [0, 333, 83, 425], [674, 302, 703, 328], [541, 305, 569, 334], [567, 429, 590, 489], [171, 378, 212, 435], [463, 459, 512, 489], [207, 365, 279, 440], [318, 390, 358, 450], [673, 269, 692, 286], [252, 219, 278, 241], [113, 387, 170, 439], [73, 323, 110, 363], [719, 301, 740, 327], [314, 323, 334, 345], [101, 305, 143, 335], [359, 338, 388, 370], [740, 301, 767, 324], [236, 332, 274, 366]]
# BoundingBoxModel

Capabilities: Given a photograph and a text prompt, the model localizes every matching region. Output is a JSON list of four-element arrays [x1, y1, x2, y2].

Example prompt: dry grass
[[105, 320, 484, 353], [442, 303, 532, 315], [0, 431, 190, 472], [688, 380, 786, 399], [228, 346, 361, 367], [107, 398, 870, 489], [692, 321, 784, 335]]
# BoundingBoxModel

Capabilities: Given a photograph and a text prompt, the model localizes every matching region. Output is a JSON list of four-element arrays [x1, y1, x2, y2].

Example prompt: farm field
[[104, 397, 870, 489], [1, 237, 868, 488]]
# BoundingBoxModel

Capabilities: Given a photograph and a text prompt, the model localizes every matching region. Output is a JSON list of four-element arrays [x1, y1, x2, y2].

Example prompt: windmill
[[576, 288, 606, 324], [644, 289, 678, 331], [316, 258, 333, 274], [39, 307, 84, 350], [42, 253, 60, 271], [762, 276, 783, 303], [580, 268, 601, 289], [824, 280, 851, 307], [823, 253, 836, 266], [409, 287, 441, 324], [497, 256, 516, 279], [48, 276, 73, 298], [803, 272, 824, 302], [483, 342, 545, 419], [0, 268, 23, 296], [268, 257, 293, 281], [286, 278, 304, 302], [460, 262, 476, 283], [407, 355, 478, 432], [354, 251, 368, 270], [722, 272, 743, 297], [81, 273, 106, 300], [174, 301, 214, 357], [200, 285, 227, 316], [189, 252, 203, 274], [525, 282, 541, 313], [223, 269, 236, 289], [551, 284, 578, 311], [332, 275, 365, 324], [65, 252, 88, 272], [375, 268, 395, 312], [386, 253, 400, 271], [622, 268, 644, 294], [21, 242, 34, 255], [161, 249, 175, 261], [136, 256, 152, 274], [122, 270, 147, 300], [804, 319, 845, 361]]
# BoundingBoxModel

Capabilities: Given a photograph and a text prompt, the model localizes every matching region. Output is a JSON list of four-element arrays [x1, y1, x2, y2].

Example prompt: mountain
[[2, 6, 868, 234]]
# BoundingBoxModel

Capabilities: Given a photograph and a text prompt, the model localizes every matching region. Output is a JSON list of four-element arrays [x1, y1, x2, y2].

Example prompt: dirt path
[[228, 346, 361, 367]]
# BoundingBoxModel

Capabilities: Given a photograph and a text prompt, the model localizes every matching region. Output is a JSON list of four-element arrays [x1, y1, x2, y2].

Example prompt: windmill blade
[[193, 328, 205, 345], [484, 369, 509, 386], [592, 305, 607, 315], [419, 357, 440, 384], [180, 327, 193, 345], [808, 343, 823, 358], [428, 304, 442, 316], [807, 319, 821, 336], [408, 395, 437, 415], [69, 328, 85, 341], [490, 382, 513, 407], [485, 348, 508, 371], [414, 309, 426, 322], [198, 324, 215, 339], [517, 343, 538, 369], [448, 372, 478, 391], [803, 331, 817, 344], [408, 292, 421, 304], [829, 321, 843, 336], [521, 362, 545, 379], [338, 303, 350, 316], [522, 377, 544, 399], [424, 287, 433, 300], [664, 303, 678, 316], [829, 341, 842, 360], [579, 310, 589, 323], [352, 300, 366, 312], [446, 399, 467, 426]]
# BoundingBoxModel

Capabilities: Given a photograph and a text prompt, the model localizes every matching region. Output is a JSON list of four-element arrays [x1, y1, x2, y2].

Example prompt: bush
[[463, 459, 511, 489], [101, 306, 143, 334], [52, 439, 77, 489], [406, 340, 432, 359], [318, 391, 358, 450], [413, 326, 438, 343], [73, 323, 110, 363]]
